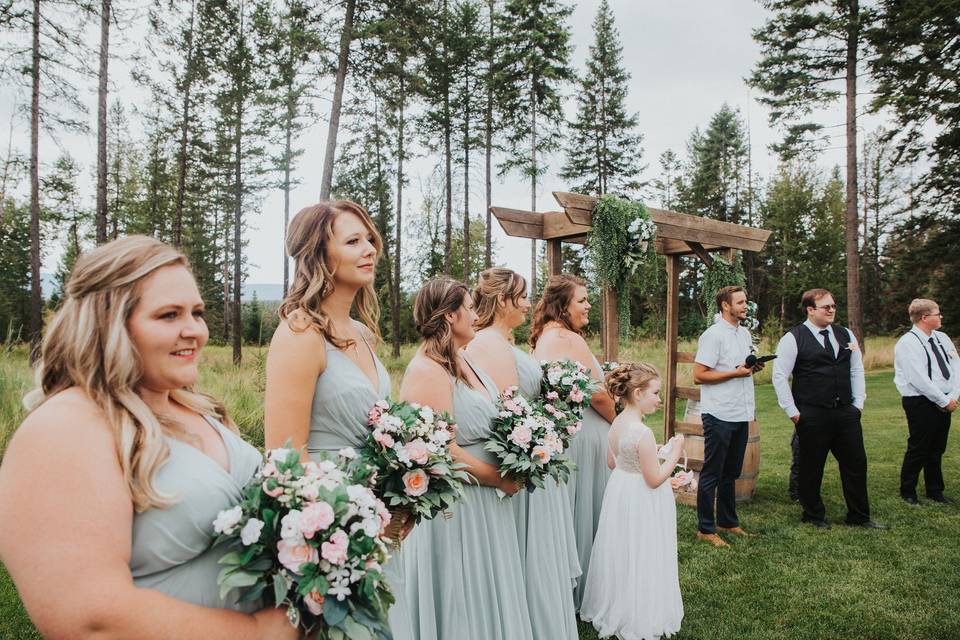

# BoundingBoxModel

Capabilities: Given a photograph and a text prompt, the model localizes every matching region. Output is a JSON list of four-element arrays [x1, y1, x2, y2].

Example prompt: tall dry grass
[[0, 335, 900, 458]]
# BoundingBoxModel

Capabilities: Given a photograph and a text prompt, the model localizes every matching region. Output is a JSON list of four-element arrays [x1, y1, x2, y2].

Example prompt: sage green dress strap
[[568, 353, 612, 610], [403, 356, 533, 640], [306, 336, 411, 640], [510, 346, 580, 640], [130, 416, 261, 610]]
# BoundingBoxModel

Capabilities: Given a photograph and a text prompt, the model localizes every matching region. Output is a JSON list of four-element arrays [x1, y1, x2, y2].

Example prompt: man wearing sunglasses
[[772, 288, 884, 530], [894, 299, 960, 505]]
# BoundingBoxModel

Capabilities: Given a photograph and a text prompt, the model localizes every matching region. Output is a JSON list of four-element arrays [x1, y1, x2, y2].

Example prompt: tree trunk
[[95, 0, 110, 244], [28, 0, 41, 359], [393, 73, 405, 358], [173, 0, 197, 247], [463, 72, 471, 282], [845, 0, 863, 351], [529, 87, 537, 296], [283, 81, 293, 297], [320, 0, 355, 200], [484, 0, 493, 268]]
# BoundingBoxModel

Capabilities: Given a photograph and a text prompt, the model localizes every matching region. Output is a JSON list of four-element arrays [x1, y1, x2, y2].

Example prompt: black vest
[[789, 323, 854, 408]]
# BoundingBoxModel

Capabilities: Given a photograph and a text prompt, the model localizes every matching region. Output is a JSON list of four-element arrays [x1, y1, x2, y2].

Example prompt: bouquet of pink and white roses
[[485, 386, 576, 495], [361, 400, 470, 524], [213, 446, 393, 639], [658, 441, 698, 493], [540, 359, 601, 434]]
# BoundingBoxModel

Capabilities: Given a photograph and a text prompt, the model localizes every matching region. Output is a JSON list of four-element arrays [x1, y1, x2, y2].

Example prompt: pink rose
[[436, 420, 448, 430], [373, 429, 395, 448], [508, 425, 533, 448], [567, 421, 582, 436], [262, 479, 284, 498], [304, 590, 324, 616], [299, 502, 335, 539], [404, 439, 430, 465], [544, 404, 557, 415], [503, 400, 519, 414], [321, 529, 349, 565], [277, 539, 319, 574], [546, 391, 559, 401], [402, 469, 429, 497], [260, 462, 278, 478], [569, 388, 584, 403], [531, 445, 551, 465]]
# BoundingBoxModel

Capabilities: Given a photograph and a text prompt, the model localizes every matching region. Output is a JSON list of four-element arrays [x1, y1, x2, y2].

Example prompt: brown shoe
[[696, 532, 730, 548], [717, 526, 756, 538]]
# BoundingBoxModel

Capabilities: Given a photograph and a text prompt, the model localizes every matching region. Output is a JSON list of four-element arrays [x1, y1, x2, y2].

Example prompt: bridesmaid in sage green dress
[[531, 274, 616, 611], [265, 201, 414, 638], [0, 235, 295, 639], [466, 268, 579, 640], [400, 277, 533, 640]]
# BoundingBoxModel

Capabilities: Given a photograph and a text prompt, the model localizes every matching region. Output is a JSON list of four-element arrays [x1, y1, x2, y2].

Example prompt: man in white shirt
[[772, 288, 884, 529], [693, 285, 762, 547], [894, 298, 960, 505]]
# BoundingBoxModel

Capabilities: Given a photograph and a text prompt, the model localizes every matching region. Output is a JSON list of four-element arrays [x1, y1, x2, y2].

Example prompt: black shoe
[[805, 519, 831, 529], [901, 494, 920, 505], [847, 520, 887, 530], [928, 495, 956, 504], [789, 493, 800, 502]]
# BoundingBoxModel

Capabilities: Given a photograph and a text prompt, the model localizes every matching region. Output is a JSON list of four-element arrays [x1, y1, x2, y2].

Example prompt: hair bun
[[604, 362, 660, 403]]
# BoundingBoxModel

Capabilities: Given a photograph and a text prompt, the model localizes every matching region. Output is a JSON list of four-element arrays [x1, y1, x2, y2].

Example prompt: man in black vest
[[771, 288, 885, 529]]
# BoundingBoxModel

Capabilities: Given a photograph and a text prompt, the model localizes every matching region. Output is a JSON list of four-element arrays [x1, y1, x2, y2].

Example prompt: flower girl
[[580, 363, 685, 640]]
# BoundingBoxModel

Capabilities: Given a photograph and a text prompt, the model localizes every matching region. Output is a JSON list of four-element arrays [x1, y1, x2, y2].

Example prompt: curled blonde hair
[[472, 268, 527, 330], [605, 362, 660, 404], [414, 277, 471, 384], [24, 235, 233, 512], [280, 200, 383, 349]]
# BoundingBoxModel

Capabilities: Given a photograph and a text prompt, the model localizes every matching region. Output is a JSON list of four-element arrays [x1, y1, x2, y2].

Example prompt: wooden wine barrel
[[673, 403, 760, 506]]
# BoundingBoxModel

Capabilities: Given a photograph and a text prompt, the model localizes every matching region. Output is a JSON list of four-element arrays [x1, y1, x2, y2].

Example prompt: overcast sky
[[1, 0, 884, 285]]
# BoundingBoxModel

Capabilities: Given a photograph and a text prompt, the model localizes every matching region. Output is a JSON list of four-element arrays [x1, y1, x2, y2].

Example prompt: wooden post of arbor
[[491, 192, 771, 502]]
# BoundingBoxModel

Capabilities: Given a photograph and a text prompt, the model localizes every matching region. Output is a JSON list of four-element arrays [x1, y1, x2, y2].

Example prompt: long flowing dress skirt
[[514, 477, 581, 640], [580, 469, 684, 640], [566, 405, 612, 609], [404, 482, 534, 640]]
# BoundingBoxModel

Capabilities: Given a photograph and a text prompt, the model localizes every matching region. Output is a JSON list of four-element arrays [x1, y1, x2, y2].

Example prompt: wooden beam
[[675, 421, 705, 436], [675, 386, 701, 401], [664, 254, 680, 441], [542, 211, 592, 240], [685, 241, 715, 267], [676, 351, 696, 364], [552, 191, 597, 211], [654, 221, 769, 253], [490, 207, 544, 239], [546, 240, 562, 276]]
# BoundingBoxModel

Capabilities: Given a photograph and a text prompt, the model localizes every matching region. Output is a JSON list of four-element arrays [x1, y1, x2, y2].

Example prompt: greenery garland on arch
[[586, 195, 656, 337], [699, 252, 747, 319]]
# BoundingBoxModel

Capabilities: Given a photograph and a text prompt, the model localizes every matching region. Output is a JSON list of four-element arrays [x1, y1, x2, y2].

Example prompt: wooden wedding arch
[[491, 191, 771, 503]]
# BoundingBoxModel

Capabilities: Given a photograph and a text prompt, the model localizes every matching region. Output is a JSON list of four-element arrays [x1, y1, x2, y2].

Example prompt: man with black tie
[[772, 288, 885, 529], [894, 298, 960, 505]]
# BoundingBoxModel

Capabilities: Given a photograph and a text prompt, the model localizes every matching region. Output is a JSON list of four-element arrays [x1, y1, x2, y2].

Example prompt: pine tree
[[496, 0, 574, 294], [684, 104, 748, 223], [868, 0, 960, 212], [560, 0, 643, 197], [749, 0, 872, 346]]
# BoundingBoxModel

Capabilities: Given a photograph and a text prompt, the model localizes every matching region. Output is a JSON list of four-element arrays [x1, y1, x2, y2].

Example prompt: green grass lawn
[[1, 344, 957, 639]]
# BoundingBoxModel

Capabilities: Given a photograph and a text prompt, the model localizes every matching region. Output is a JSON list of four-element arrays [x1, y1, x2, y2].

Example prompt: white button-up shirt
[[894, 327, 960, 406], [772, 320, 866, 419], [694, 316, 756, 422]]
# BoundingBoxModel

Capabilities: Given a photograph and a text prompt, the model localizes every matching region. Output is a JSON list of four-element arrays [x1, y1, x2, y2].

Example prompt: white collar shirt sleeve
[[772, 332, 799, 419]]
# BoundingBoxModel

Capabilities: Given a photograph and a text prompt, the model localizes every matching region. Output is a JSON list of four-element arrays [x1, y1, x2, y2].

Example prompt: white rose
[[338, 447, 357, 460], [240, 518, 264, 546], [280, 509, 304, 542], [420, 406, 435, 423], [213, 505, 243, 535]]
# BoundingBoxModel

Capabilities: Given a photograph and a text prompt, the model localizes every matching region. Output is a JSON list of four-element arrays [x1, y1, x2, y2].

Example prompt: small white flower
[[213, 505, 243, 535], [280, 510, 303, 542], [328, 584, 352, 601], [337, 447, 357, 460], [240, 518, 264, 546]]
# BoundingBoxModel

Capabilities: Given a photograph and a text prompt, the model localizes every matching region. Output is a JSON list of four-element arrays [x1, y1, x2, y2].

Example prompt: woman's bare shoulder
[[9, 388, 113, 456]]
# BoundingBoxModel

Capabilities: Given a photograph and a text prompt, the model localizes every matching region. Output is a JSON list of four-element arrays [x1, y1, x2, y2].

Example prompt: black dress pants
[[796, 403, 871, 524], [899, 396, 952, 499]]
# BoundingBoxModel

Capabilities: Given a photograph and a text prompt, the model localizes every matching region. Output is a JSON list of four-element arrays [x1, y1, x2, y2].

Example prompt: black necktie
[[820, 329, 835, 358], [930, 337, 951, 380]]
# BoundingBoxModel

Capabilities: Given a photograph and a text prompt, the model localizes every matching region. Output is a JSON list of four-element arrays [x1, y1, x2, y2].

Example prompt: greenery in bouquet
[[361, 400, 471, 524], [485, 386, 576, 492], [212, 446, 393, 640], [540, 358, 601, 424]]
